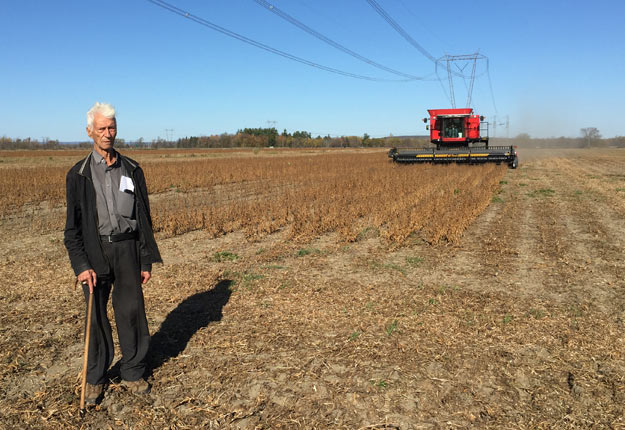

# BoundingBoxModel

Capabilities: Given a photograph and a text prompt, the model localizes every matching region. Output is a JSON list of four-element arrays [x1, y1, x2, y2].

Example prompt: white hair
[[86, 102, 116, 130]]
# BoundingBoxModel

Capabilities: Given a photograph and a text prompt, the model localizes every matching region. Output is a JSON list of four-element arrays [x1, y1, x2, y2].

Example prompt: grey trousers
[[82, 238, 150, 385]]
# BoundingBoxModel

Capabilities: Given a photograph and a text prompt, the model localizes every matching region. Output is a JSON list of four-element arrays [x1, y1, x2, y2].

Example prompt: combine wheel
[[509, 155, 518, 169]]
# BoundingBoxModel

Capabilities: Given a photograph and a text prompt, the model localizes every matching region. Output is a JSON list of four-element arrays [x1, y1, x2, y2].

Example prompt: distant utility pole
[[164, 129, 174, 142], [505, 116, 510, 138], [490, 115, 509, 138], [492, 115, 497, 138]]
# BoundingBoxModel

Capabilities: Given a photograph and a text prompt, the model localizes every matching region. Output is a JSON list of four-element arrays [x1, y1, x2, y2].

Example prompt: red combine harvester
[[388, 108, 518, 168]]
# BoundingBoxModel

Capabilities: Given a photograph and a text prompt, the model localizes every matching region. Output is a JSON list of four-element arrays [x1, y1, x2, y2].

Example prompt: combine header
[[388, 108, 518, 168]]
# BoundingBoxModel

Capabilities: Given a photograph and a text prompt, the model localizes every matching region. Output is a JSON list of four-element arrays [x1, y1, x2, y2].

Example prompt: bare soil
[[1, 148, 625, 429]]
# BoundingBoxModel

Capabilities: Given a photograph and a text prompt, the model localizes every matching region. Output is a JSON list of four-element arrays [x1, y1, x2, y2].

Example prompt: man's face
[[87, 113, 117, 152]]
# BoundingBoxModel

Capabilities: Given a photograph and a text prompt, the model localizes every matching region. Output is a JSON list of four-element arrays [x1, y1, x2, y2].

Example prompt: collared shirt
[[90, 149, 137, 235]]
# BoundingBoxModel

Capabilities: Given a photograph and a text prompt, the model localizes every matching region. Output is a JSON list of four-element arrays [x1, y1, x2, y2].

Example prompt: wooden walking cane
[[80, 282, 94, 413]]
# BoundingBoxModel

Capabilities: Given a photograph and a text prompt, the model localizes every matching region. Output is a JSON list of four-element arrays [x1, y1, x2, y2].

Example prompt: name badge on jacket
[[120, 175, 134, 193]]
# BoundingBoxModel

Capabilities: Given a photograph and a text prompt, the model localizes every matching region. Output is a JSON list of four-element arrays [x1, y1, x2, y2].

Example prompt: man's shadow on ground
[[146, 279, 232, 376], [107, 279, 232, 382]]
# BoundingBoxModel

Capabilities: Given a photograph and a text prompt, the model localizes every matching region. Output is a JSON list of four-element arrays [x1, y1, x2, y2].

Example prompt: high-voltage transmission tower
[[164, 128, 174, 142], [436, 52, 488, 109]]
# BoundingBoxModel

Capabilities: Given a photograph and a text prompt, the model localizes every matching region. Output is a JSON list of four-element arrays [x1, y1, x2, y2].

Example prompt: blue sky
[[1, 0, 624, 141]]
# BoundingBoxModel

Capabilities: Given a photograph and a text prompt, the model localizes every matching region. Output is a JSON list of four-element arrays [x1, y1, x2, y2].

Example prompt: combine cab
[[388, 108, 518, 168]]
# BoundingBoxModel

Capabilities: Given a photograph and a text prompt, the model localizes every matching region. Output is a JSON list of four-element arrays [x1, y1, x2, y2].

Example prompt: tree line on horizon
[[0, 129, 426, 150], [1, 127, 624, 150]]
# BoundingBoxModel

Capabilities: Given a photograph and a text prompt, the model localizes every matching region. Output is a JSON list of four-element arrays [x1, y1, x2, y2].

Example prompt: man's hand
[[78, 269, 97, 293], [141, 271, 151, 284]]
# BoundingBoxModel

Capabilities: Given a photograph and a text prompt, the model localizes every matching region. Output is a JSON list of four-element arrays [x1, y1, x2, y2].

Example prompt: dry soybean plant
[[148, 152, 507, 244], [0, 150, 507, 244]]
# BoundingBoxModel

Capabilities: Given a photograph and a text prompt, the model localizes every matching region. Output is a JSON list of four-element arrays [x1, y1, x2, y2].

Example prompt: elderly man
[[64, 102, 162, 404]]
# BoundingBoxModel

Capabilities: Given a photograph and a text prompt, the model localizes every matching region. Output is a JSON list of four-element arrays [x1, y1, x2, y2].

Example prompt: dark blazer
[[64, 152, 162, 276]]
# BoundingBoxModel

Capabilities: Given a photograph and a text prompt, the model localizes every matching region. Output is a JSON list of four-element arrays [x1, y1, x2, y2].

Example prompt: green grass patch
[[464, 311, 476, 326], [526, 308, 546, 319], [492, 196, 504, 203], [221, 270, 240, 290], [405, 256, 424, 267], [297, 247, 321, 257], [213, 251, 239, 262], [242, 272, 264, 282], [386, 320, 398, 336], [568, 304, 584, 318], [384, 263, 406, 275], [224, 270, 264, 289], [527, 188, 555, 198], [539, 188, 555, 195], [371, 379, 388, 388]]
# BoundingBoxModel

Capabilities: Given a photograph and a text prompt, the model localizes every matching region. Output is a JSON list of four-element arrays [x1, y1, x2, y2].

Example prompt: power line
[[252, 0, 430, 81], [365, 0, 470, 82], [391, 0, 496, 107], [364, 0, 464, 96], [394, 0, 447, 49], [486, 62, 498, 113], [147, 0, 413, 82], [365, 0, 437, 63]]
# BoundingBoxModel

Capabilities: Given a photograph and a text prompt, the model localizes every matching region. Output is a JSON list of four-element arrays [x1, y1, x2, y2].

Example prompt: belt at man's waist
[[100, 231, 138, 243]]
